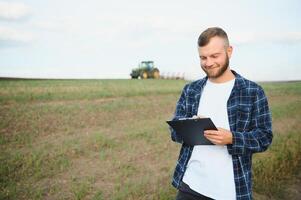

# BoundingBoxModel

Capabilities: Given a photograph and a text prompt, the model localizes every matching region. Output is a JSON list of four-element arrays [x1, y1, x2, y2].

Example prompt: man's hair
[[198, 27, 229, 47]]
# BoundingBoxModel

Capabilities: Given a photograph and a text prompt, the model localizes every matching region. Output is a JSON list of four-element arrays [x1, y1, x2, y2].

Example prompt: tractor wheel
[[153, 69, 160, 79], [141, 72, 148, 79]]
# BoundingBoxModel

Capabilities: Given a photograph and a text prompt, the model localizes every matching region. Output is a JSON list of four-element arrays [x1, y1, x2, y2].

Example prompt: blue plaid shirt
[[169, 70, 273, 200]]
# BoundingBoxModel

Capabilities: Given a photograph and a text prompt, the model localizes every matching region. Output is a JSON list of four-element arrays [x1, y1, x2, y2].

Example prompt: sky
[[0, 0, 300, 81]]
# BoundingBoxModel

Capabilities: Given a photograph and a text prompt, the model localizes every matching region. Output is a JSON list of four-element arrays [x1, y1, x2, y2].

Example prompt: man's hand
[[192, 115, 206, 119], [204, 128, 233, 145]]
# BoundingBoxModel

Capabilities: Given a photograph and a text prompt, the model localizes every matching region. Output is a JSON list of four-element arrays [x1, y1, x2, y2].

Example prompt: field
[[0, 79, 301, 200]]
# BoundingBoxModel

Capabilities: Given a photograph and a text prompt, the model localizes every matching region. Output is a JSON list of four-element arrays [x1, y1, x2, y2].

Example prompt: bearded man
[[169, 27, 273, 200]]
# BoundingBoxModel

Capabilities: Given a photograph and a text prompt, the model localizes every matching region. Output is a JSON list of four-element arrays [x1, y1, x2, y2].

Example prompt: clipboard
[[166, 118, 217, 145]]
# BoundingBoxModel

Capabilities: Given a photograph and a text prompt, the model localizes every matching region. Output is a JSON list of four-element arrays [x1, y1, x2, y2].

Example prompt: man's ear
[[227, 46, 233, 58]]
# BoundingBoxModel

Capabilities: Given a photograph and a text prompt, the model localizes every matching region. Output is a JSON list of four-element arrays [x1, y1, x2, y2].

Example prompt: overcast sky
[[0, 0, 300, 81]]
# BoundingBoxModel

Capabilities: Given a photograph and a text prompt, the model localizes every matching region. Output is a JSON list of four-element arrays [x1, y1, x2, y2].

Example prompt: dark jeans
[[175, 182, 214, 200]]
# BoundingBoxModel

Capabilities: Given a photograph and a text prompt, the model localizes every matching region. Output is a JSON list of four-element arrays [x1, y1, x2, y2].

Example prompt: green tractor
[[130, 61, 160, 79]]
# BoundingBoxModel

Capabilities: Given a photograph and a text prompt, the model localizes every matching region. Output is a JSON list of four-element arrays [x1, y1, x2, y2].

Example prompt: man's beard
[[201, 54, 229, 79]]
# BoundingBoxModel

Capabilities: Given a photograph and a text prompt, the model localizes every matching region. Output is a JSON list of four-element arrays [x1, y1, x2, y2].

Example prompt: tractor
[[130, 61, 160, 79]]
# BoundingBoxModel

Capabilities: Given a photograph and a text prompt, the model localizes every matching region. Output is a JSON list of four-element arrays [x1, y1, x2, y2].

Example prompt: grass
[[253, 131, 301, 199], [0, 79, 186, 104], [0, 79, 300, 199]]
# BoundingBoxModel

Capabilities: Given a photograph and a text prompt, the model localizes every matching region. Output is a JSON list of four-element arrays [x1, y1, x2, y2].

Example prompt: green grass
[[0, 79, 300, 199], [0, 79, 186, 103], [253, 131, 301, 199]]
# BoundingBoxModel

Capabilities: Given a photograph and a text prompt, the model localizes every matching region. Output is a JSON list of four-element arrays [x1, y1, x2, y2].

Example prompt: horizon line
[[0, 76, 300, 83]]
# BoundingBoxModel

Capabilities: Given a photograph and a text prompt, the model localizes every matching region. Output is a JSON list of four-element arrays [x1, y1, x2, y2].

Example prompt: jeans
[[175, 182, 214, 200]]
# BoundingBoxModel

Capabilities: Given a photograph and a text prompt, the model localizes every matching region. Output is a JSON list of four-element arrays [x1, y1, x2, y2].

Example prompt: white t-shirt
[[182, 78, 236, 200]]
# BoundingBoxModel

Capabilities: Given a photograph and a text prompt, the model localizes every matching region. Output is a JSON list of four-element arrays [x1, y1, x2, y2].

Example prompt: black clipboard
[[166, 118, 217, 145]]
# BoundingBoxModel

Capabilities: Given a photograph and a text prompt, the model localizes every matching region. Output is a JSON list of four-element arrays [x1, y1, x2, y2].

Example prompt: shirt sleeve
[[169, 84, 189, 143], [227, 86, 273, 155]]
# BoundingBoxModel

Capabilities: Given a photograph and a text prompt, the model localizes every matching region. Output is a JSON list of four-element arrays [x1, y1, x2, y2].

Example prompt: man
[[169, 27, 273, 200]]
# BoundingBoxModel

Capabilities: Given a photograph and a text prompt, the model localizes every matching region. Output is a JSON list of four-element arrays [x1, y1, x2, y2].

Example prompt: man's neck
[[208, 68, 235, 83]]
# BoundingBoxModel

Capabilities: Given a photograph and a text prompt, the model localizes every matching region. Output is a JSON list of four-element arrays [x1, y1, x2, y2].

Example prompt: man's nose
[[204, 58, 214, 67]]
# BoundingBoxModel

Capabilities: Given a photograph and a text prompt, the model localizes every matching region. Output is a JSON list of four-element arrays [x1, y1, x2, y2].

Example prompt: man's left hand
[[204, 128, 233, 145]]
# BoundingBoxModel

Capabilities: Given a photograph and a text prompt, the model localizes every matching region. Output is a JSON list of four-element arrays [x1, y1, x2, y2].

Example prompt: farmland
[[0, 79, 301, 200]]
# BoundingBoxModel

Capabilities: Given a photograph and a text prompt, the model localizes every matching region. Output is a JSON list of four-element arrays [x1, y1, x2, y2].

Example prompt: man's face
[[198, 36, 232, 79]]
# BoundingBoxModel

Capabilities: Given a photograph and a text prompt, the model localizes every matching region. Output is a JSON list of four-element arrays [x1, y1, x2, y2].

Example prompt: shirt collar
[[194, 69, 247, 93]]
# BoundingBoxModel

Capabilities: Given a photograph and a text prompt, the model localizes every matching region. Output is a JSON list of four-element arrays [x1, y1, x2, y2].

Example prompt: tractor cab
[[139, 61, 154, 70]]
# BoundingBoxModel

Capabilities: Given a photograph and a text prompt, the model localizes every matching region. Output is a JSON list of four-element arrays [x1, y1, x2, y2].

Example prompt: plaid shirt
[[169, 70, 273, 200]]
